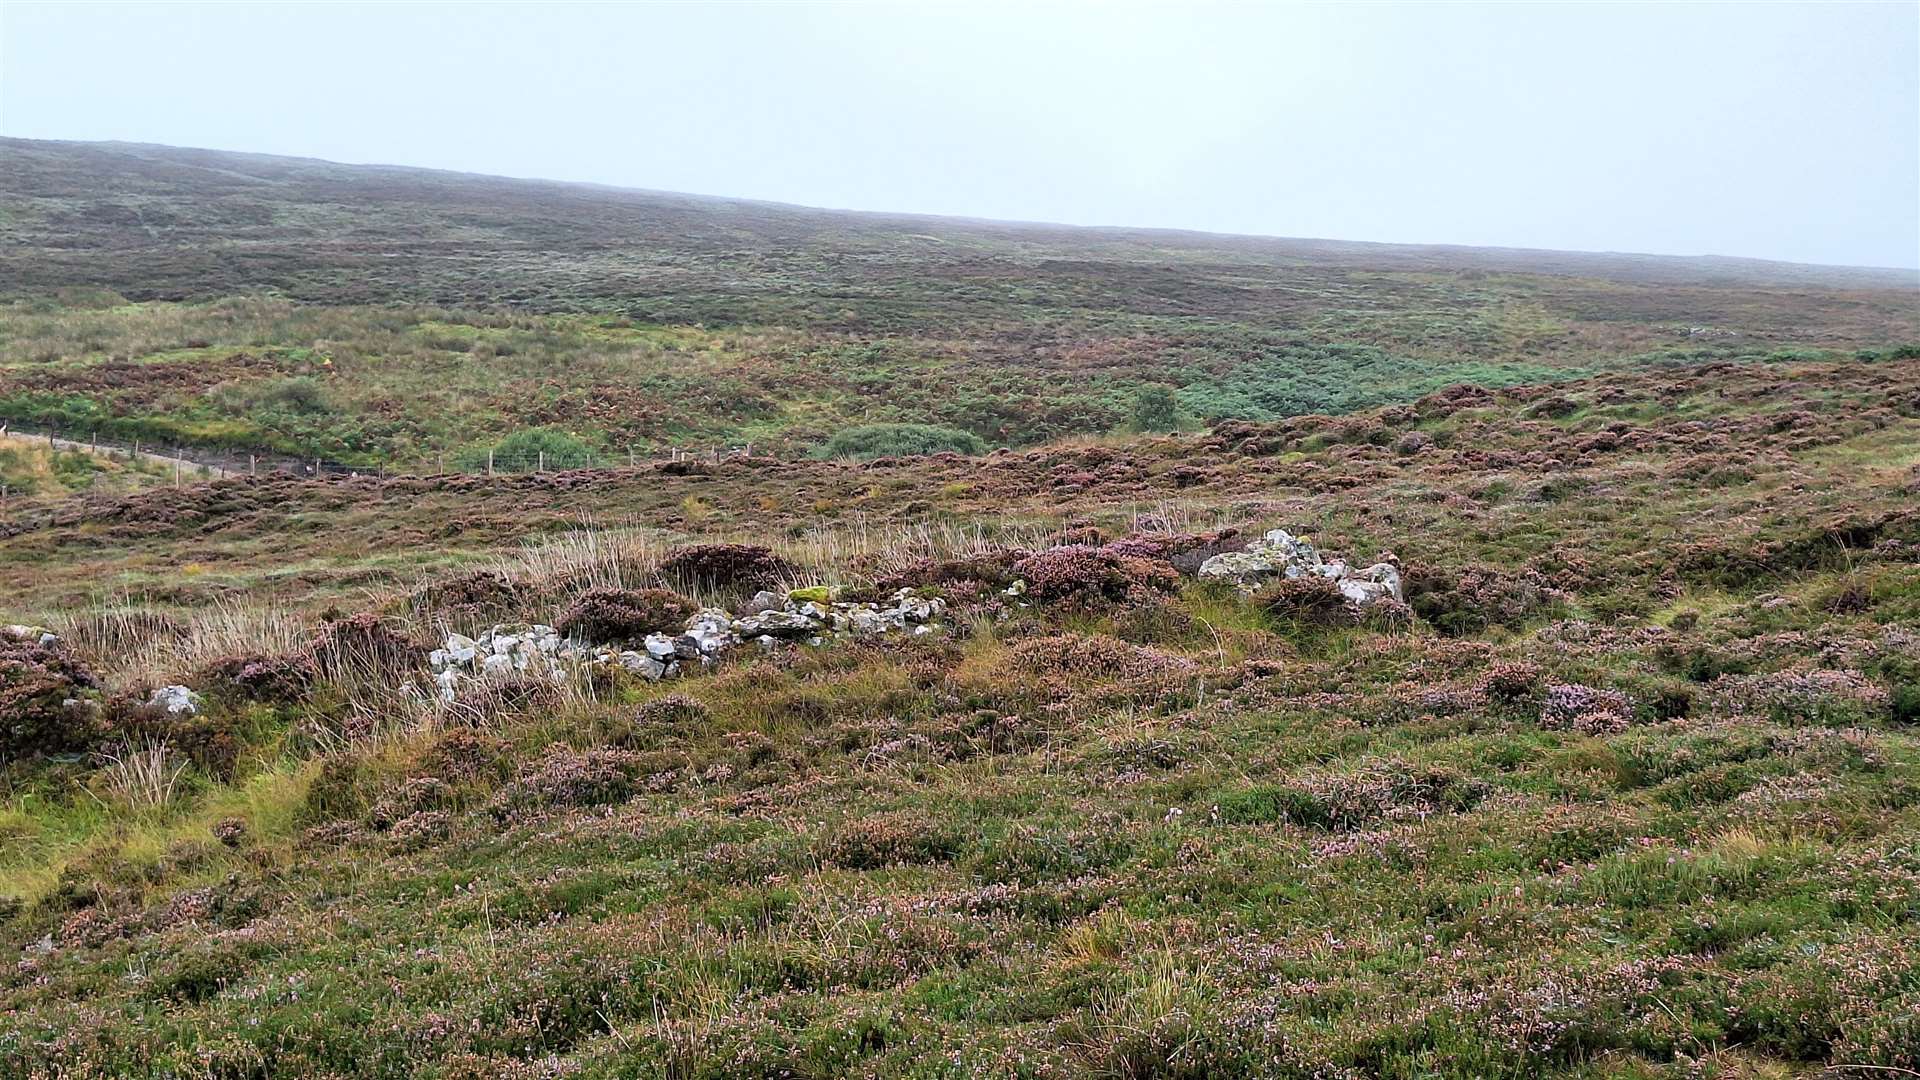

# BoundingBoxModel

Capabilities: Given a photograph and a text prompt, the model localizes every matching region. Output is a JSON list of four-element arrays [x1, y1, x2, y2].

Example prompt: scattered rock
[[1198, 528, 1403, 606], [1, 624, 60, 647], [423, 588, 949, 699]]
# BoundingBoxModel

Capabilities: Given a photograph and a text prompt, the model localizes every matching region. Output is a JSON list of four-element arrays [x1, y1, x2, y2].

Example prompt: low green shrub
[[459, 427, 597, 471], [812, 423, 985, 461]]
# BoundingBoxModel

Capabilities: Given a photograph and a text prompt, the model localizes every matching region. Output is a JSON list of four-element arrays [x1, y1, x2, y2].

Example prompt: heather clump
[[817, 811, 965, 869], [1010, 632, 1197, 684], [0, 633, 104, 758], [1106, 528, 1246, 576], [658, 543, 795, 592], [1109, 594, 1197, 644], [407, 727, 510, 787], [1539, 682, 1634, 734], [1011, 544, 1178, 609], [490, 744, 649, 814], [104, 690, 242, 779], [631, 693, 709, 729], [1476, 659, 1548, 704], [307, 613, 424, 675], [553, 587, 697, 644], [196, 652, 315, 704], [1709, 668, 1891, 725], [861, 549, 1026, 599], [1406, 563, 1568, 636], [1219, 758, 1489, 830], [1255, 574, 1356, 628], [368, 776, 457, 831], [605, 693, 712, 748], [409, 569, 523, 622]]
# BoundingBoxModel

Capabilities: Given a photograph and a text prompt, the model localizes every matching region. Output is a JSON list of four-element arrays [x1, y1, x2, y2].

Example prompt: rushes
[[59, 601, 307, 686], [93, 738, 189, 811], [489, 515, 1061, 605], [486, 519, 673, 595]]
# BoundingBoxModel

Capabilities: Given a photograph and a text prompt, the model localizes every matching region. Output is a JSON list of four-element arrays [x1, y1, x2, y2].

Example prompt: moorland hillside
[[4, 137, 1920, 1078], [3, 356, 1919, 1077], [3, 138, 1915, 467]]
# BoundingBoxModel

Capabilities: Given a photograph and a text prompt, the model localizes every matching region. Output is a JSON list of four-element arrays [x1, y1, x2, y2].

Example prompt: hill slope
[[6, 138, 1920, 1077], [7, 138, 1918, 307], [3, 360, 1919, 1077], [1, 138, 1915, 466]]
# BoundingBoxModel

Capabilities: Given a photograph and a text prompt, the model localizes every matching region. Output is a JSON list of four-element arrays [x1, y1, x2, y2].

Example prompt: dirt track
[[0, 426, 232, 479]]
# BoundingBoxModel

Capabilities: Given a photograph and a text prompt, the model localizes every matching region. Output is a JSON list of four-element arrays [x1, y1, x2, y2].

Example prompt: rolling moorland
[[2, 138, 1920, 1078], [2, 138, 1917, 467]]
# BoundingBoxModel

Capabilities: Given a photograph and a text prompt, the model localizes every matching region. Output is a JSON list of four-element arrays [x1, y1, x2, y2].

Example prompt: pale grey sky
[[3, 1, 1916, 268]]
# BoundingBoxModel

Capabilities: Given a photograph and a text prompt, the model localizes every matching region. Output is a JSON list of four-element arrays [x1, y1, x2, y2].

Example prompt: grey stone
[[1197, 527, 1402, 606], [733, 610, 818, 639], [148, 685, 202, 717]]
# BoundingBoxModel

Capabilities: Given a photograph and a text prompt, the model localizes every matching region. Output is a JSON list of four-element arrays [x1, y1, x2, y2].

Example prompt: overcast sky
[[3, 1, 1916, 268]]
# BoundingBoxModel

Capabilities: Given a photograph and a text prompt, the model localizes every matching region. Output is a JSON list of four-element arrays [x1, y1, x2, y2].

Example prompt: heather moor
[[3, 22, 1920, 1076]]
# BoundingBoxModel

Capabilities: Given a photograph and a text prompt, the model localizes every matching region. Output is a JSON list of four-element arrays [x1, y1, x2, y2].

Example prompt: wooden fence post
[[538, 451, 545, 473]]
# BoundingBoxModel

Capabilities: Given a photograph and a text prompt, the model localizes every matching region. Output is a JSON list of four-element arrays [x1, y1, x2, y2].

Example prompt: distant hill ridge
[[3, 136, 1914, 311]]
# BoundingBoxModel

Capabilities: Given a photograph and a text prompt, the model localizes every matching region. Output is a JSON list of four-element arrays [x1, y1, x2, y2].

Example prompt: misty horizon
[[23, 132, 1920, 276], [4, 2, 1918, 269]]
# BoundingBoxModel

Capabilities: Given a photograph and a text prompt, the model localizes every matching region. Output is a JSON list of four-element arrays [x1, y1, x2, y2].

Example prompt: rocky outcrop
[[1197, 529, 1403, 606]]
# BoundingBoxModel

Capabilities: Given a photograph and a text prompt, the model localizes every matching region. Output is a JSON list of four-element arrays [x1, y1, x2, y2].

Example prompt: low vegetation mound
[[1404, 562, 1567, 636], [812, 423, 986, 461], [658, 543, 795, 592], [307, 613, 424, 675], [0, 634, 101, 757], [409, 570, 524, 623], [1011, 543, 1179, 608], [195, 652, 315, 704], [554, 587, 698, 644]]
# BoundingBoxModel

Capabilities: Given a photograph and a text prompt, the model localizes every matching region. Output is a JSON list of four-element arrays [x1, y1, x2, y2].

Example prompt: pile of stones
[[426, 587, 946, 702], [1197, 529, 1403, 606]]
